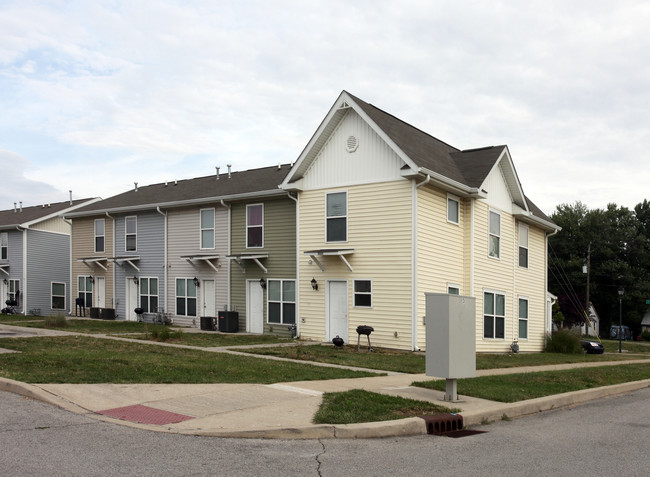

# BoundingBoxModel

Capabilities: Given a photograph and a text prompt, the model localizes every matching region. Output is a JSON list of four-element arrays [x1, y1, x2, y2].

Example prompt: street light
[[618, 286, 624, 353]]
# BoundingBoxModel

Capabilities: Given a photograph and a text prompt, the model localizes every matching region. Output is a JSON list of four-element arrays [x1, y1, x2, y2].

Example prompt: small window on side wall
[[488, 210, 501, 259], [326, 192, 347, 242], [126, 216, 137, 252], [51, 282, 66, 310], [447, 196, 460, 224], [354, 280, 372, 307], [518, 223, 529, 268]]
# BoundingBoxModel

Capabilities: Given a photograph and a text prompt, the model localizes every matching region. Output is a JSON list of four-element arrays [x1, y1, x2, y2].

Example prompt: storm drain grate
[[97, 405, 194, 425], [421, 414, 464, 435], [443, 429, 487, 438]]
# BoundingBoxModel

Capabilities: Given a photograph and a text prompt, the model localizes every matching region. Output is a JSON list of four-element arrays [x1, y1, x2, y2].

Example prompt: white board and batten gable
[[477, 147, 527, 214]]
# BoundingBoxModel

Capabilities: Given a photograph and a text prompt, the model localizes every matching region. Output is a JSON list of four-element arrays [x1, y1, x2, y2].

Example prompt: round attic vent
[[346, 135, 359, 153]]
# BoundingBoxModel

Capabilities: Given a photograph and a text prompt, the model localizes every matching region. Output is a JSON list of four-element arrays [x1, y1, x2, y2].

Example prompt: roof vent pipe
[[19, 201, 22, 212], [69, 190, 73, 205], [216, 166, 220, 179], [13, 202, 17, 213], [278, 163, 281, 170], [134, 182, 138, 192], [227, 164, 231, 179]]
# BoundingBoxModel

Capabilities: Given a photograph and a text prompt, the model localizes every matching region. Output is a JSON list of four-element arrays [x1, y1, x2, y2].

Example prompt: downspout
[[18, 226, 27, 315], [106, 212, 114, 309], [513, 220, 517, 345], [545, 228, 560, 334], [470, 199, 475, 297], [286, 192, 299, 338], [413, 175, 431, 351], [156, 207, 168, 315], [220, 200, 231, 310], [64, 217, 73, 315]]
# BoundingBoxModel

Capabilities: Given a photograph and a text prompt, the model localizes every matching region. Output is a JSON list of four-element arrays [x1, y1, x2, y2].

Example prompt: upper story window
[[246, 204, 264, 248], [326, 192, 347, 242], [200, 208, 215, 249], [0, 232, 7, 260], [488, 210, 501, 259], [447, 195, 460, 224], [518, 223, 529, 268], [125, 216, 137, 252], [94, 219, 105, 253]]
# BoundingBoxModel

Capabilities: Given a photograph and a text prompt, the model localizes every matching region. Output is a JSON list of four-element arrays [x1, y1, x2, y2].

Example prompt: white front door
[[202, 279, 216, 317], [327, 280, 348, 343], [96, 277, 106, 308], [246, 280, 264, 334], [126, 278, 139, 321]]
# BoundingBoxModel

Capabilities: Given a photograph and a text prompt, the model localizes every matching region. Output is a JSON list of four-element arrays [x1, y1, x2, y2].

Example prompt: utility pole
[[584, 242, 591, 336]]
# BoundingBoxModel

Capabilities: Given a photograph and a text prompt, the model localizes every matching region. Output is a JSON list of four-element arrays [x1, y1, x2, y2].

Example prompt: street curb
[[0, 377, 92, 415]]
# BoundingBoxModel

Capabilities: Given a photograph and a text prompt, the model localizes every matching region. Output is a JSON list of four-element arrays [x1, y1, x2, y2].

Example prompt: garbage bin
[[89, 307, 100, 319], [200, 316, 216, 331], [218, 311, 239, 333], [100, 308, 115, 320]]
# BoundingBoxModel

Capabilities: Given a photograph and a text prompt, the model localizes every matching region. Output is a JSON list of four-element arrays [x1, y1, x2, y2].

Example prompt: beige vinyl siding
[[166, 205, 229, 327], [416, 186, 467, 350], [30, 216, 72, 235], [230, 197, 296, 335], [299, 180, 413, 350], [70, 216, 114, 311]]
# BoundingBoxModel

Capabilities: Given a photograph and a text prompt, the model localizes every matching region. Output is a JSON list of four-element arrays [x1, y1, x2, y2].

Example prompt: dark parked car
[[609, 325, 633, 340], [581, 340, 605, 354]]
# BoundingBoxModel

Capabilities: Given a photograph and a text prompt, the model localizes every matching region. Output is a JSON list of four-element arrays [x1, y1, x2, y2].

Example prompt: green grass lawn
[[0, 336, 377, 384], [121, 331, 294, 347], [600, 339, 650, 353], [313, 389, 458, 424], [240, 343, 647, 373], [412, 363, 650, 402]]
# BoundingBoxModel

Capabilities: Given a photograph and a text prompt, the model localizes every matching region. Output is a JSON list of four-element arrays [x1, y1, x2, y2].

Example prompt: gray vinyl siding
[[25, 229, 70, 316], [114, 211, 165, 321], [230, 197, 296, 336], [167, 205, 229, 327], [2, 230, 24, 312]]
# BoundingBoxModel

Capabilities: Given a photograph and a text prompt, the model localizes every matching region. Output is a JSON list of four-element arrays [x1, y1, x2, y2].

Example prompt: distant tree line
[[548, 200, 650, 337]]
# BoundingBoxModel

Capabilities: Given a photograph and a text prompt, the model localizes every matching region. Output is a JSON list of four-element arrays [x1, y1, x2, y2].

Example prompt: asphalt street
[[1, 387, 648, 476]]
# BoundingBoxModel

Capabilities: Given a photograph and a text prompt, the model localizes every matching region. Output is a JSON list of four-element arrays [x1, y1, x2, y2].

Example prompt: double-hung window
[[488, 210, 501, 259], [447, 195, 460, 224], [0, 232, 7, 260], [176, 278, 197, 317], [140, 277, 158, 313], [354, 280, 372, 307], [518, 297, 528, 340], [200, 209, 215, 249], [484, 291, 505, 339], [268, 279, 295, 324], [326, 192, 347, 242], [246, 204, 263, 248], [78, 276, 93, 308], [518, 223, 529, 268], [8, 279, 20, 304], [51, 282, 66, 310], [94, 219, 105, 253], [125, 216, 137, 252]]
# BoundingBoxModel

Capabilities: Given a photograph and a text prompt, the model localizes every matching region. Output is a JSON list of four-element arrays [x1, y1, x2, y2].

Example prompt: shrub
[[641, 330, 650, 342], [158, 328, 170, 342], [544, 328, 582, 354], [44, 314, 68, 328]]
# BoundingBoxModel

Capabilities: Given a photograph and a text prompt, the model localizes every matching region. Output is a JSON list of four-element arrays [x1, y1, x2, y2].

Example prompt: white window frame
[[51, 282, 66, 310], [139, 277, 159, 313], [94, 218, 105, 253], [0, 232, 7, 260], [483, 290, 506, 339], [246, 203, 264, 248], [8, 279, 20, 304], [175, 278, 197, 317], [326, 191, 348, 243], [447, 195, 460, 225], [447, 283, 461, 295], [200, 208, 215, 249], [518, 222, 529, 269], [353, 279, 373, 308], [125, 216, 137, 252], [267, 279, 296, 324], [488, 209, 501, 259], [78, 276, 93, 308], [518, 296, 529, 340]]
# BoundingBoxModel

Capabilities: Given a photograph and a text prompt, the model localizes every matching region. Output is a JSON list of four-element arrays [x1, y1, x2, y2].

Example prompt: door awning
[[0, 263, 9, 276], [226, 253, 269, 273], [304, 248, 354, 272], [180, 254, 220, 272], [108, 256, 141, 272], [77, 257, 109, 271]]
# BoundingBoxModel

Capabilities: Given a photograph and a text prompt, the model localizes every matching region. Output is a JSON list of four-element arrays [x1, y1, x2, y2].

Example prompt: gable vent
[[346, 135, 359, 153]]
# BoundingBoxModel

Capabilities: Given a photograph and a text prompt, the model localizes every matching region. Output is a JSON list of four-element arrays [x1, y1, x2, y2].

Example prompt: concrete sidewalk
[[1, 323, 649, 439]]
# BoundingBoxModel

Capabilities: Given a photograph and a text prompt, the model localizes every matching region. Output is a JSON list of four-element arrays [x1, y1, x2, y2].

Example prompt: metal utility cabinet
[[425, 293, 476, 401]]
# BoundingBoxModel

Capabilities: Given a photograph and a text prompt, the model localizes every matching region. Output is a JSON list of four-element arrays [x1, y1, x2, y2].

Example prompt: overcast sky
[[1, 0, 648, 215]]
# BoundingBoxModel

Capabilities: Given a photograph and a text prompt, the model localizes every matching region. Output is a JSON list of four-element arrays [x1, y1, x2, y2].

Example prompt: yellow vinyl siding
[[416, 186, 467, 350], [299, 180, 413, 349]]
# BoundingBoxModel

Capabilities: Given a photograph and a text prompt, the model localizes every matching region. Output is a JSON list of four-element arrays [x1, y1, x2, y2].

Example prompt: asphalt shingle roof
[[0, 199, 93, 228]]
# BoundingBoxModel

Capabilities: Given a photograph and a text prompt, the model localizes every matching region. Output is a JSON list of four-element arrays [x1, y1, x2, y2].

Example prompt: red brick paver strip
[[97, 405, 194, 425]]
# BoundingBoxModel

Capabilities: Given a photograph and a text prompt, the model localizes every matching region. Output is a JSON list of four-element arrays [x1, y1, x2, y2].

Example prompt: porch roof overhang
[[108, 255, 141, 272], [225, 253, 269, 273], [0, 263, 9, 276], [77, 257, 109, 271], [180, 254, 220, 272], [304, 248, 354, 272]]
